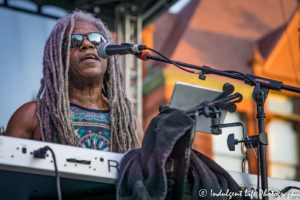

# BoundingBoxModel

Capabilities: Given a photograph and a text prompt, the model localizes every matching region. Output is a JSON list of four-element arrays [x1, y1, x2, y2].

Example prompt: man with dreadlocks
[[6, 10, 143, 153]]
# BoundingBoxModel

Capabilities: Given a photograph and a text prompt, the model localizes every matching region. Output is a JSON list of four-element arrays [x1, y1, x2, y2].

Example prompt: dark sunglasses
[[63, 32, 107, 49]]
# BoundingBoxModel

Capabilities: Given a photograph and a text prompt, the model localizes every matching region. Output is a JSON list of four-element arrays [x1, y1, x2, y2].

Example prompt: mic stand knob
[[211, 110, 222, 135]]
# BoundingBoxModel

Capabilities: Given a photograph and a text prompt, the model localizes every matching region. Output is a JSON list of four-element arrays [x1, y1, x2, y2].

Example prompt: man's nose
[[80, 36, 95, 50]]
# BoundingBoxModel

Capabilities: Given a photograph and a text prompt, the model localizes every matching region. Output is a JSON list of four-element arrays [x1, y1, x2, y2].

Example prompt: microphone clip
[[121, 43, 147, 53], [194, 66, 211, 80]]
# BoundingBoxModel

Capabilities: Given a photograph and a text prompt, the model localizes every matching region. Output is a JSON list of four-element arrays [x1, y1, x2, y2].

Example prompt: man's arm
[[5, 101, 38, 139], [135, 116, 144, 147]]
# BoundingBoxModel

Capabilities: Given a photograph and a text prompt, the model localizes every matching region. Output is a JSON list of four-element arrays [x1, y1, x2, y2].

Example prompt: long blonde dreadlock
[[36, 10, 139, 153]]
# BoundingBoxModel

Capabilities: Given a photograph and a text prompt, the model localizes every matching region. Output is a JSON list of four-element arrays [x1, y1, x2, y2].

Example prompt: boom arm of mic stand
[[135, 52, 300, 94]]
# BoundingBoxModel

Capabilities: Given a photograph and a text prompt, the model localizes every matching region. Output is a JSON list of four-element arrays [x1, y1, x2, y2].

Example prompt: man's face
[[65, 20, 107, 82]]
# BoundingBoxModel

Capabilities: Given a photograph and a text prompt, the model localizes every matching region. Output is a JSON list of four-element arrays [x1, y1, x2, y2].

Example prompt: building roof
[[252, 9, 300, 88], [153, 0, 298, 74], [258, 25, 286, 60], [153, 0, 201, 58]]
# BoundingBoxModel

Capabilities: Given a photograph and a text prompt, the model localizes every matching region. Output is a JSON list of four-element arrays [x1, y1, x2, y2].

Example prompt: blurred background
[[0, 0, 299, 181]]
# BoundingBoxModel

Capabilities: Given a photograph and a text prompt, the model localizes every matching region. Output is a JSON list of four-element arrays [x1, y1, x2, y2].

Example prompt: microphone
[[97, 43, 146, 59]]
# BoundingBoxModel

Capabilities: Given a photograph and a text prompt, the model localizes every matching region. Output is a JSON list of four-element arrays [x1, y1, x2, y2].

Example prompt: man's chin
[[79, 64, 103, 74], [69, 63, 106, 81], [81, 71, 103, 80]]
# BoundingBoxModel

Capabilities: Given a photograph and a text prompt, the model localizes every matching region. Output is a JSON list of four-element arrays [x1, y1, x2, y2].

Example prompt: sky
[[169, 0, 192, 14], [0, 2, 66, 128]]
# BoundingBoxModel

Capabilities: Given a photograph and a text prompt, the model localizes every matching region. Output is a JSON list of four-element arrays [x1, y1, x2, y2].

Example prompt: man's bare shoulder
[[17, 101, 37, 111], [5, 101, 38, 139], [11, 101, 37, 120]]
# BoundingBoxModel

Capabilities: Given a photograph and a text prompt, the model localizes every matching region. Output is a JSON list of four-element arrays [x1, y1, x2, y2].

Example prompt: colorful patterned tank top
[[70, 103, 111, 151]]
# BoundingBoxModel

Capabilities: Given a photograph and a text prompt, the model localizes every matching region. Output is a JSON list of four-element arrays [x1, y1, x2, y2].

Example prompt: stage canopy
[[0, 0, 177, 30]]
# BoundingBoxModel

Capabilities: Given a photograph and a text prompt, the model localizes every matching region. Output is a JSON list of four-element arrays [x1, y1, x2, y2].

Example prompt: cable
[[34, 146, 62, 200], [224, 70, 258, 85], [223, 70, 245, 77], [144, 47, 260, 86], [145, 47, 196, 74], [268, 186, 300, 197], [279, 186, 300, 194]]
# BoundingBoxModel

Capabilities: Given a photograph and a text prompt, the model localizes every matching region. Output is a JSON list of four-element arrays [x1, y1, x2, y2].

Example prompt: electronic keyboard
[[0, 136, 299, 200]]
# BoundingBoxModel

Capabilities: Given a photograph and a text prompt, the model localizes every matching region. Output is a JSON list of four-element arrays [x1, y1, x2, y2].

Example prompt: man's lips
[[81, 59, 99, 63], [80, 52, 100, 62]]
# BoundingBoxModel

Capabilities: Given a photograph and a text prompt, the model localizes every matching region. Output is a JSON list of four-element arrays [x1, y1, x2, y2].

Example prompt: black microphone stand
[[135, 52, 300, 200]]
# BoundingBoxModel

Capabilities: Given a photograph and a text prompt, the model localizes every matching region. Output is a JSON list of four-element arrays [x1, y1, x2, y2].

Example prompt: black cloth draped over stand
[[116, 107, 249, 200]]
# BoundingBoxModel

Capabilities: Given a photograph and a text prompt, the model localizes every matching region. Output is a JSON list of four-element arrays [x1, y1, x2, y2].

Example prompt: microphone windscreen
[[97, 43, 111, 59]]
